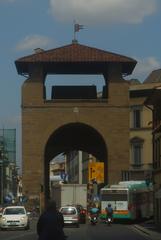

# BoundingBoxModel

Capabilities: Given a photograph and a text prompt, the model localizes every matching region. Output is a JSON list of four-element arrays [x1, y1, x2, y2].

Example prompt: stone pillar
[[106, 63, 130, 184], [108, 63, 129, 105], [21, 64, 46, 209], [22, 65, 45, 106]]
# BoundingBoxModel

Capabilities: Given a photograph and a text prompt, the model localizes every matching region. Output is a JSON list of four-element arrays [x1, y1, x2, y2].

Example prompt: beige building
[[144, 69, 161, 226], [50, 160, 65, 177], [129, 81, 161, 181], [129, 75, 161, 181]]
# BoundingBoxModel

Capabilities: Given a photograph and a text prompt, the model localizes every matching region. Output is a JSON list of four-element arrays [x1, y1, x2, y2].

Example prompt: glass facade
[[0, 129, 16, 163], [0, 129, 17, 204]]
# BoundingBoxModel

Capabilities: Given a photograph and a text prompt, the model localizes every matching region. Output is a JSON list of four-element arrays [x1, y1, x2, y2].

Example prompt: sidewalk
[[134, 220, 161, 240]]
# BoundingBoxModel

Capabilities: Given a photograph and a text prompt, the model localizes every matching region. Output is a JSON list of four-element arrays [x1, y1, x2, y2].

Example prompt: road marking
[[128, 225, 152, 240]]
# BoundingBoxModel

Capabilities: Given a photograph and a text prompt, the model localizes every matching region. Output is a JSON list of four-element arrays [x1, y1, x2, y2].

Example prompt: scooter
[[89, 214, 98, 225], [106, 216, 112, 226]]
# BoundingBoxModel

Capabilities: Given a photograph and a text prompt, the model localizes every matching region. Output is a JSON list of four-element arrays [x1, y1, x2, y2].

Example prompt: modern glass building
[[0, 129, 17, 204], [0, 129, 16, 163]]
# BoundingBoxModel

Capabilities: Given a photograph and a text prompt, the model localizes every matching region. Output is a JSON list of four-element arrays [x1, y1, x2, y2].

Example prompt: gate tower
[[15, 42, 137, 207]]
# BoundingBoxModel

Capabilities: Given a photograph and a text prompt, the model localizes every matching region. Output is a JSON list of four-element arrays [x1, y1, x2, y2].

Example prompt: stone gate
[[15, 41, 137, 207]]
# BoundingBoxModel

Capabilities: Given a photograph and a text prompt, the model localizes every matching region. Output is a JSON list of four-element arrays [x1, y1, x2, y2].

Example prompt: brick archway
[[44, 122, 108, 199], [15, 42, 136, 208]]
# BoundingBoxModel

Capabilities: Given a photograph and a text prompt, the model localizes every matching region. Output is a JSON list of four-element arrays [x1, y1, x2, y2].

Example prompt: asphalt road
[[0, 219, 150, 240]]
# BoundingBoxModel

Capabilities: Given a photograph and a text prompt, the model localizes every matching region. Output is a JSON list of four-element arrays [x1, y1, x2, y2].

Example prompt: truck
[[51, 184, 87, 209]]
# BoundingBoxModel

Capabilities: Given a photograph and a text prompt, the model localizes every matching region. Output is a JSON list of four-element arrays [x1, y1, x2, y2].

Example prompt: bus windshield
[[101, 193, 127, 201], [100, 189, 128, 211]]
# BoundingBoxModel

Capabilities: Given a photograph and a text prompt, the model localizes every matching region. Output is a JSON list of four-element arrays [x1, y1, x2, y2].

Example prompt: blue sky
[[0, 0, 161, 166]]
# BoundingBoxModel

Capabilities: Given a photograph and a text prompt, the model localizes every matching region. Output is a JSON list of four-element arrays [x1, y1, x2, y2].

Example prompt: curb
[[134, 225, 161, 240], [134, 225, 151, 235]]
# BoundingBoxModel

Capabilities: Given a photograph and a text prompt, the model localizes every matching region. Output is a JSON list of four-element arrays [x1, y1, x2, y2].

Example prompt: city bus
[[100, 181, 153, 220]]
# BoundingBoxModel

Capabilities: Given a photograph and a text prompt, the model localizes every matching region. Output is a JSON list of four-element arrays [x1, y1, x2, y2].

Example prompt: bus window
[[101, 193, 127, 201]]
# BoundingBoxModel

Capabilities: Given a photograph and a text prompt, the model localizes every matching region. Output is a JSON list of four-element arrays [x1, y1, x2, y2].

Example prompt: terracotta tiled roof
[[15, 42, 137, 75]]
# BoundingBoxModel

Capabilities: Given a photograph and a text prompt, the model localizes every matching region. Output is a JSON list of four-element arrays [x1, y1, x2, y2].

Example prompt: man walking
[[37, 200, 66, 240]]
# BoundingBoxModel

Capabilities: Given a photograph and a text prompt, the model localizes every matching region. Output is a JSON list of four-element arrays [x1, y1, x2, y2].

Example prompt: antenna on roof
[[72, 20, 84, 43]]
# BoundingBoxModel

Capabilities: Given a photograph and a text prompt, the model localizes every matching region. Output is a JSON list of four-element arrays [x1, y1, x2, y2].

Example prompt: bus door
[[113, 191, 128, 218]]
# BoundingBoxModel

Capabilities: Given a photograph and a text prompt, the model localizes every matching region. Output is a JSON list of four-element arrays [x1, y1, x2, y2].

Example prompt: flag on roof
[[74, 23, 84, 32]]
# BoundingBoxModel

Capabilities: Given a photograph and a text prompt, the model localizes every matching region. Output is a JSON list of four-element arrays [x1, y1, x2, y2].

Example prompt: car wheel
[[76, 223, 79, 228]]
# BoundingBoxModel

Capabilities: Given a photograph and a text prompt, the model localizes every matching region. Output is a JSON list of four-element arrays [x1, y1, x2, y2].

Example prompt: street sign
[[88, 162, 104, 183]]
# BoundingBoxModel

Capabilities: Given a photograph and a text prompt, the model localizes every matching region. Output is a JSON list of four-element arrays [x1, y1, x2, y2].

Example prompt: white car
[[59, 205, 79, 227], [0, 206, 30, 230]]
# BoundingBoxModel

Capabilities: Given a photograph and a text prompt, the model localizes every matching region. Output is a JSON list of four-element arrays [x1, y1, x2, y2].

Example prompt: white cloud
[[15, 35, 53, 52], [49, 0, 157, 25], [130, 57, 161, 80]]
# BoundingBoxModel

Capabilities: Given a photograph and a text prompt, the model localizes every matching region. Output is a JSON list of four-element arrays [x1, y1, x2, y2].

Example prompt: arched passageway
[[44, 122, 108, 200], [16, 42, 133, 209]]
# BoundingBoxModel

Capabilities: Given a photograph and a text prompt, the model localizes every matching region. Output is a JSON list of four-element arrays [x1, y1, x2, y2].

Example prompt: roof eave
[[15, 60, 136, 76]]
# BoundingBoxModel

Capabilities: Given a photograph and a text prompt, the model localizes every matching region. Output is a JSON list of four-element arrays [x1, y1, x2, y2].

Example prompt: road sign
[[88, 162, 104, 183]]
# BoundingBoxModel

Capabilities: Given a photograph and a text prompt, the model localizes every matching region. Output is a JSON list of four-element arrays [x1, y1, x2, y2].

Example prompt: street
[[0, 219, 150, 240]]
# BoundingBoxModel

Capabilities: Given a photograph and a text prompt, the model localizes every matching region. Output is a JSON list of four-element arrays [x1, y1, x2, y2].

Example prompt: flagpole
[[73, 20, 76, 41], [73, 21, 84, 43]]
